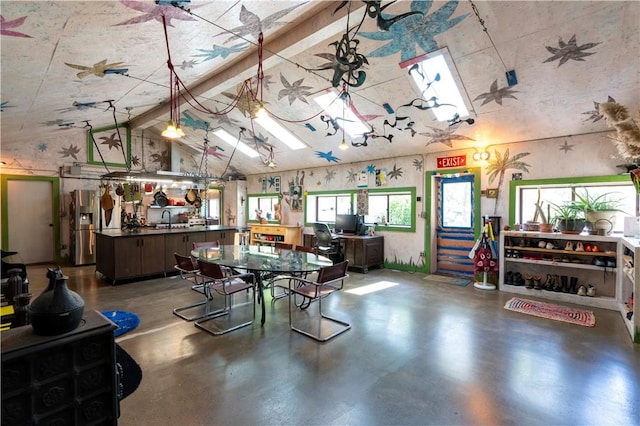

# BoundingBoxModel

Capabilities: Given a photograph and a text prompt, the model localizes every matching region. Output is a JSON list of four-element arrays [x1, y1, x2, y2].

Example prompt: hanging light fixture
[[161, 15, 184, 139], [339, 96, 348, 150]]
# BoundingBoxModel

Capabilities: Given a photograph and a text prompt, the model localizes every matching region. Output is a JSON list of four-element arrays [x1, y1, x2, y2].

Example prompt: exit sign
[[436, 154, 466, 169]]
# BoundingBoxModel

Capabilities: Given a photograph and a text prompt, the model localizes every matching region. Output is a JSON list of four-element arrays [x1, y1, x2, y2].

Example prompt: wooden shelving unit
[[249, 224, 302, 246]]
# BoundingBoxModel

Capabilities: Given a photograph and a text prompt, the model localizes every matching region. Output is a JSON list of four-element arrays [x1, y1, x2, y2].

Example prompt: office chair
[[312, 222, 343, 263]]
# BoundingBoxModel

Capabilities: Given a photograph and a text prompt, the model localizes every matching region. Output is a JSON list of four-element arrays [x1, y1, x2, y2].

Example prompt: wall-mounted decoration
[[357, 171, 368, 188], [559, 141, 574, 153], [290, 185, 303, 211], [511, 173, 523, 181], [375, 169, 387, 187], [387, 164, 403, 180], [324, 169, 336, 184], [87, 124, 131, 168], [268, 176, 281, 193], [543, 34, 600, 67], [357, 189, 369, 215], [486, 188, 499, 198], [1, 15, 33, 38], [582, 96, 615, 123], [260, 177, 267, 193]]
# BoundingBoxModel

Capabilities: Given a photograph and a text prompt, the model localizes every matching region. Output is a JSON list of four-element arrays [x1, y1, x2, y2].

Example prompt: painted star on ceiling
[[180, 60, 197, 70], [222, 84, 263, 117], [559, 141, 574, 153], [115, 0, 198, 26], [59, 144, 80, 160], [278, 74, 313, 105], [192, 43, 248, 61], [0, 15, 32, 38], [38, 143, 47, 152], [474, 80, 518, 106], [99, 133, 122, 150], [196, 144, 226, 160], [65, 60, 127, 79], [315, 150, 340, 163], [181, 112, 211, 131], [387, 164, 404, 180], [324, 169, 337, 183], [420, 127, 475, 147], [209, 108, 241, 128], [243, 131, 275, 151], [359, 1, 468, 62], [250, 74, 275, 91], [412, 158, 423, 171], [215, 3, 306, 43], [543, 34, 601, 67], [582, 96, 615, 123]]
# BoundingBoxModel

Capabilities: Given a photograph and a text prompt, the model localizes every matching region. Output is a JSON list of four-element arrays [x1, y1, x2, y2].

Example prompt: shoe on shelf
[[606, 258, 616, 268], [587, 285, 596, 297], [513, 272, 525, 286], [538, 240, 547, 248], [577, 285, 587, 296], [546, 242, 556, 250], [505, 271, 514, 285], [543, 274, 554, 291], [569, 277, 578, 294], [575, 242, 585, 251], [553, 274, 563, 292], [593, 257, 606, 267], [525, 274, 534, 289], [565, 241, 573, 251], [533, 275, 542, 290]]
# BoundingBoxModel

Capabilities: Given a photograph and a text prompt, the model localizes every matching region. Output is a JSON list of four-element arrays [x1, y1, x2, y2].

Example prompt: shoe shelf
[[505, 257, 616, 272], [619, 237, 639, 343], [504, 245, 616, 258]]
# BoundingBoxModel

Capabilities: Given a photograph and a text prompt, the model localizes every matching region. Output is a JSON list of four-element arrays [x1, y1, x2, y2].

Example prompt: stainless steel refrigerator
[[70, 190, 97, 265]]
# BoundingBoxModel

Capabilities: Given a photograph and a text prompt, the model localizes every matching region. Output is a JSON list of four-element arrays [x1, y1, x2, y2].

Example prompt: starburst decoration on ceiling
[[59, 144, 80, 160], [421, 127, 475, 147], [209, 108, 241, 127], [222, 84, 263, 118], [192, 43, 248, 61], [387, 164, 404, 180], [0, 15, 32, 38], [181, 112, 210, 131], [196, 144, 226, 160], [543, 34, 600, 67], [65, 60, 127, 79], [278, 74, 312, 105], [559, 141, 574, 153], [150, 150, 170, 169], [474, 80, 518, 106], [215, 4, 306, 43], [315, 150, 340, 163], [324, 169, 337, 183], [99, 133, 122, 150], [412, 158, 423, 171], [115, 0, 198, 26], [359, 1, 468, 62], [582, 96, 615, 123], [38, 143, 48, 152], [346, 168, 358, 183], [180, 60, 197, 70]]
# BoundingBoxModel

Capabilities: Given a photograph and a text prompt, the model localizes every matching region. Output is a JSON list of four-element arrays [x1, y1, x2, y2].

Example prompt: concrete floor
[[24, 264, 640, 426]]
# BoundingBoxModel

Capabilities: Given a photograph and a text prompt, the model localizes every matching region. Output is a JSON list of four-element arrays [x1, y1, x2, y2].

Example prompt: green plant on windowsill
[[570, 188, 625, 234], [548, 201, 585, 234]]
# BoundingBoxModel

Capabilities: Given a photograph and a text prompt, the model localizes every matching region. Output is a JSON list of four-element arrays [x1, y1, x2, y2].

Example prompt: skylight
[[254, 112, 306, 150], [405, 47, 470, 122], [213, 128, 259, 158], [314, 91, 370, 137]]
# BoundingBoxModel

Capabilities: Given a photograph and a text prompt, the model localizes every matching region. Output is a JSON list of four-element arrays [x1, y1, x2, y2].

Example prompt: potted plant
[[549, 202, 585, 234], [571, 188, 624, 235]]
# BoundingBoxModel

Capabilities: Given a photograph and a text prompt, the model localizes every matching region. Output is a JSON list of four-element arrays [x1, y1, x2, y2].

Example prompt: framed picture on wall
[[87, 124, 131, 168], [486, 188, 499, 198]]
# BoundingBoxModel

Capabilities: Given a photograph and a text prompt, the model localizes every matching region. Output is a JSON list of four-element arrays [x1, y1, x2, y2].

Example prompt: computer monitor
[[335, 214, 358, 234]]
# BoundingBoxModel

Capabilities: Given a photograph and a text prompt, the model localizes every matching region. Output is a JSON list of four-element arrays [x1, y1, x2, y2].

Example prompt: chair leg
[[289, 293, 350, 342], [173, 279, 224, 321], [195, 290, 256, 335]]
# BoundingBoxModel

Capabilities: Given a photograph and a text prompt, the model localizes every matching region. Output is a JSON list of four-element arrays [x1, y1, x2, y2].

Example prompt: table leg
[[254, 271, 266, 326]]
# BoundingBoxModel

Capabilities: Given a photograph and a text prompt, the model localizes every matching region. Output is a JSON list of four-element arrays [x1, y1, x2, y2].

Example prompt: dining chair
[[172, 253, 215, 321], [194, 260, 256, 335], [283, 260, 351, 342], [294, 245, 317, 254], [274, 242, 293, 250]]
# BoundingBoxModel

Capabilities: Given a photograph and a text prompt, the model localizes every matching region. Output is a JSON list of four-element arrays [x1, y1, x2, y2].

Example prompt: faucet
[[161, 209, 172, 229]]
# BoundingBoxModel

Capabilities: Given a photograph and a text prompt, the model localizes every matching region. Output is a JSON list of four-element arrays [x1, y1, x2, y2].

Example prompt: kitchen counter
[[94, 225, 244, 237]]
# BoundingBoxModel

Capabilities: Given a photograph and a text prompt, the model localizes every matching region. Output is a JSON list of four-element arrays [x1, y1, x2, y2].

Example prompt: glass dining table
[[191, 244, 333, 325]]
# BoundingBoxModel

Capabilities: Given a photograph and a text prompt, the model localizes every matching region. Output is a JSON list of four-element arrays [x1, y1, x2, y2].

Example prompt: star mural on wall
[[346, 168, 358, 183], [559, 141, 574, 153], [474, 80, 519, 106], [543, 34, 600, 67], [582, 96, 615, 123], [99, 133, 122, 150], [38, 143, 47, 152], [59, 144, 80, 160], [150, 150, 170, 169], [215, 4, 306, 43], [315, 150, 340, 163], [115, 0, 198, 26], [65, 60, 127, 79], [359, 1, 468, 62], [412, 157, 423, 171], [131, 155, 140, 166], [0, 15, 33, 38], [324, 168, 337, 183], [420, 127, 475, 147], [387, 164, 404, 180], [192, 43, 248, 61], [0, 101, 12, 111], [366, 164, 376, 174], [278, 74, 313, 105]]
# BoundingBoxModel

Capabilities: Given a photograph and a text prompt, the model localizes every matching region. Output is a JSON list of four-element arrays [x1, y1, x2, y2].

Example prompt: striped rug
[[504, 297, 596, 327]]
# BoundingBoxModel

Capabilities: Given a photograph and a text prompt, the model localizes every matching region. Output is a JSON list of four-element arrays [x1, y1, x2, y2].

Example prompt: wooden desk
[[304, 233, 384, 273]]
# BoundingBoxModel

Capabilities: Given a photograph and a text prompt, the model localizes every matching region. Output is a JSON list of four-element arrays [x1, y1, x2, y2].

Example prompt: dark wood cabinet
[[206, 230, 235, 245], [1, 311, 118, 425], [96, 233, 165, 284], [164, 232, 206, 270], [303, 233, 384, 273]]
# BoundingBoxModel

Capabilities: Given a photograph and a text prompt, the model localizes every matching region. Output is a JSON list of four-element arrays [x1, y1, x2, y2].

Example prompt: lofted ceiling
[[1, 1, 639, 177]]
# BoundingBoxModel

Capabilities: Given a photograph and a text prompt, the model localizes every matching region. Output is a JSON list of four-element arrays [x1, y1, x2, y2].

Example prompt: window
[[247, 193, 280, 222], [305, 187, 415, 232], [511, 176, 637, 233]]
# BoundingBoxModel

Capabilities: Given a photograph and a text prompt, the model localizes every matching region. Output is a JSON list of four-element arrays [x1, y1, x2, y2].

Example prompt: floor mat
[[101, 310, 140, 337], [504, 297, 596, 327], [424, 274, 471, 287]]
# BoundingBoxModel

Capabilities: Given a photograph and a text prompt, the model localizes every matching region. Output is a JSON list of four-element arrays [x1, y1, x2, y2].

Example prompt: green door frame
[[424, 167, 482, 274], [1, 174, 62, 263]]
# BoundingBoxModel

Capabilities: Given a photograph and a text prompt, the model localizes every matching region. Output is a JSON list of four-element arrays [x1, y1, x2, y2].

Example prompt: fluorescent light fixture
[[314, 91, 370, 137], [406, 47, 470, 122], [213, 128, 259, 158], [254, 114, 306, 150]]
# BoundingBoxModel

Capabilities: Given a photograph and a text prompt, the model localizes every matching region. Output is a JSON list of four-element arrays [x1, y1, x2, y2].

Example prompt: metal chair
[[274, 242, 293, 250], [283, 260, 351, 342], [194, 260, 256, 335], [172, 253, 214, 321], [312, 222, 343, 263], [294, 245, 317, 254]]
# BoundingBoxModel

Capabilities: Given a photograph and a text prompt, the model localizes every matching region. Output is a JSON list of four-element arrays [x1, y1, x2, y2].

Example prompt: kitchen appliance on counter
[[70, 190, 99, 265]]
